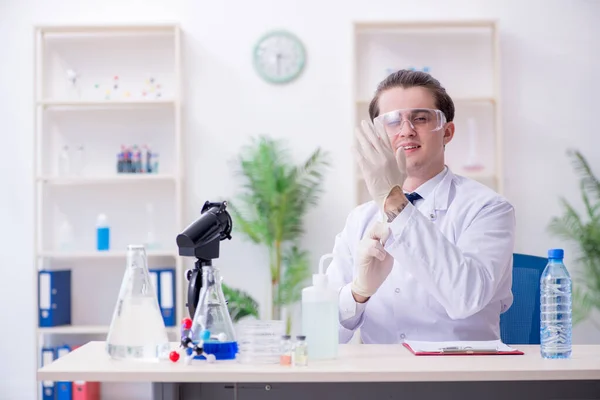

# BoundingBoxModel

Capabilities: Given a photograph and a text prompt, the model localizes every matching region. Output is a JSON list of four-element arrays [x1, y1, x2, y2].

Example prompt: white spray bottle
[[301, 253, 339, 360]]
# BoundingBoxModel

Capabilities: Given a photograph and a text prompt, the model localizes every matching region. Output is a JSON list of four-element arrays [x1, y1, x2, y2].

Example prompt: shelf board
[[37, 174, 177, 186], [38, 325, 111, 335], [354, 20, 496, 34], [38, 23, 178, 35], [38, 250, 179, 260], [356, 97, 495, 105], [38, 99, 176, 109], [38, 325, 180, 335]]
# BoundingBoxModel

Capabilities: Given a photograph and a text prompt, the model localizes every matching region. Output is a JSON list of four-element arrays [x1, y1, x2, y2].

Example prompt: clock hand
[[276, 52, 282, 76]]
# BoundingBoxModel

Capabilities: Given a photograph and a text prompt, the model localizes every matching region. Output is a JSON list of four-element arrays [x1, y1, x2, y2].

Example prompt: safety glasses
[[374, 108, 447, 137]]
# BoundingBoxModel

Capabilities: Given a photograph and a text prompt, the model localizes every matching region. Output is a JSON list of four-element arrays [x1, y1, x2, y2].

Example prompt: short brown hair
[[368, 70, 455, 123]]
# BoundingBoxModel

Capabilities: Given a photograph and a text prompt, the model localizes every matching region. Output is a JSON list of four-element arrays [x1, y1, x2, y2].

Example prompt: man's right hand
[[351, 221, 394, 301]]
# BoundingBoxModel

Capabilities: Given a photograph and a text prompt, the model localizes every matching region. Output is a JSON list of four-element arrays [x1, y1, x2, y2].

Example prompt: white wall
[[1, 0, 599, 398]]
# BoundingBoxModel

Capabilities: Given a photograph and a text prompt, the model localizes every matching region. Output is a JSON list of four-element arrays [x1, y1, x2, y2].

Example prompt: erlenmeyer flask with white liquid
[[106, 245, 170, 361]]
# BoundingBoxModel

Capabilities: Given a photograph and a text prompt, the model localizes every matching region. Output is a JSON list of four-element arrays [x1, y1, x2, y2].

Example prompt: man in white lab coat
[[326, 70, 516, 344]]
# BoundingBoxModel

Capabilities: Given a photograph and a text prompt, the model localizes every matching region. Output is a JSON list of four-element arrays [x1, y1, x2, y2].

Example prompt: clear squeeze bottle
[[301, 253, 339, 360]]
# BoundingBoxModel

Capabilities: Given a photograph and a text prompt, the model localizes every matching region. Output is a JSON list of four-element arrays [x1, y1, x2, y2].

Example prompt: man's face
[[376, 86, 454, 175]]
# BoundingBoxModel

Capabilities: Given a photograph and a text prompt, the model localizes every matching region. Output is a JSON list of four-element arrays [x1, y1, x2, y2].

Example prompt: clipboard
[[403, 340, 524, 356]]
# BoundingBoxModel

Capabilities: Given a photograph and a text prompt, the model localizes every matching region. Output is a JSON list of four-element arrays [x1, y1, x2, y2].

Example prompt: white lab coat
[[326, 167, 516, 344]]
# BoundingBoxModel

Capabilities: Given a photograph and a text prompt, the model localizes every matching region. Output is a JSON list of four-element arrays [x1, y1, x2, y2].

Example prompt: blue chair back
[[499, 253, 548, 345]]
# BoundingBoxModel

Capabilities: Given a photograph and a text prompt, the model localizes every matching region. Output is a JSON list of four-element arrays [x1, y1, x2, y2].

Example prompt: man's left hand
[[353, 120, 407, 210]]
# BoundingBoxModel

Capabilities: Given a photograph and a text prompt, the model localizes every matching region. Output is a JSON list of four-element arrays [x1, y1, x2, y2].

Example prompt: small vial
[[152, 152, 160, 174], [292, 335, 308, 367], [279, 335, 292, 366]]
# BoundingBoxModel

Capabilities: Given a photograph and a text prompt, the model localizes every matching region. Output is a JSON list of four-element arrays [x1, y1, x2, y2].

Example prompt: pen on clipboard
[[440, 346, 499, 354]]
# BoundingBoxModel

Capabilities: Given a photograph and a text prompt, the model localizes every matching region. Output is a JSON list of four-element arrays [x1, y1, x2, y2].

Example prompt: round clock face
[[253, 30, 306, 84]]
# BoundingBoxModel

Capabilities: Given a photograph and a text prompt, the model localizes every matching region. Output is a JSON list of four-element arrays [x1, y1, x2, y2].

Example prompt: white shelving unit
[[33, 23, 184, 399], [352, 20, 503, 205]]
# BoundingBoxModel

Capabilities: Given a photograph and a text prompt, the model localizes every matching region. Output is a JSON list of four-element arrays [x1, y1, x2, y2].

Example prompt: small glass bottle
[[72, 145, 86, 176], [279, 335, 292, 366], [58, 145, 70, 177], [152, 152, 160, 174], [292, 335, 308, 367]]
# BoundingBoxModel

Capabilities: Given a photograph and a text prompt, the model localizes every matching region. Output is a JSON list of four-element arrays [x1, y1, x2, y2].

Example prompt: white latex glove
[[353, 119, 408, 210], [351, 221, 394, 299]]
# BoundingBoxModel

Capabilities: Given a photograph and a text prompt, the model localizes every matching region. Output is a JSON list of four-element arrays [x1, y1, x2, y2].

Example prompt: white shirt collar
[[407, 166, 448, 200]]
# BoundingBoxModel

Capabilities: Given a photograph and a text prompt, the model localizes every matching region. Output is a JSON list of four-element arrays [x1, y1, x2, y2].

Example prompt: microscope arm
[[186, 263, 203, 319]]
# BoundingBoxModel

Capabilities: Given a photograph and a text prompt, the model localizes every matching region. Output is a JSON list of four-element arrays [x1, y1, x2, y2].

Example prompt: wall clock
[[253, 30, 306, 84]]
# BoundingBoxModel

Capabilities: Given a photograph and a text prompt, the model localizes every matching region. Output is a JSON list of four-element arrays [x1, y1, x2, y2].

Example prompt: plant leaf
[[222, 283, 260, 322], [572, 285, 594, 325], [276, 245, 312, 306], [568, 149, 600, 201]]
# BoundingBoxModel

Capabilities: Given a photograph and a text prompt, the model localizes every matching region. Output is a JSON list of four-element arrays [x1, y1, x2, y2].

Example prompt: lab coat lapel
[[419, 167, 454, 222], [433, 167, 454, 211]]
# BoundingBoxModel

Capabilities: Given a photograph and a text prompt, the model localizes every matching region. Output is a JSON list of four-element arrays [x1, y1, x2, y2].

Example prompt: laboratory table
[[38, 341, 600, 400]]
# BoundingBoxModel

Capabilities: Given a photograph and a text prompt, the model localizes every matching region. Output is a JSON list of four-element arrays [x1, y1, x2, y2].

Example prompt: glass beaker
[[106, 245, 170, 362], [188, 265, 238, 359]]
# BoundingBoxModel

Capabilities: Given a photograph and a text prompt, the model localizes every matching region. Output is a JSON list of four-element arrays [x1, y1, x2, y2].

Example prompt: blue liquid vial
[[540, 248, 572, 359], [96, 214, 110, 251]]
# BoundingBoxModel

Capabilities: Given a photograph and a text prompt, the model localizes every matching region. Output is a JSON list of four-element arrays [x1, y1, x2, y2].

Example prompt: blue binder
[[55, 345, 72, 400], [150, 268, 176, 326], [38, 270, 72, 327], [41, 347, 55, 400]]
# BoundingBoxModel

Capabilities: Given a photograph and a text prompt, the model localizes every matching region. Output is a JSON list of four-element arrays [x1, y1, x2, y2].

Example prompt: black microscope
[[176, 200, 233, 320]]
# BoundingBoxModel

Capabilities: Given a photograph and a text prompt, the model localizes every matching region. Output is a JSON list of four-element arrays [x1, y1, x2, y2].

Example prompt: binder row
[[41, 345, 100, 400], [38, 268, 177, 328]]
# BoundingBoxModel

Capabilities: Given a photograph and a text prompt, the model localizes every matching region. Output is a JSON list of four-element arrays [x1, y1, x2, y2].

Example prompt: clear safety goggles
[[374, 108, 447, 137]]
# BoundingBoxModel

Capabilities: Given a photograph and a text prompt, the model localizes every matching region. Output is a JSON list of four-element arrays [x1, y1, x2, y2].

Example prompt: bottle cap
[[548, 248, 564, 259], [282, 335, 291, 340], [296, 335, 306, 341], [96, 213, 108, 226]]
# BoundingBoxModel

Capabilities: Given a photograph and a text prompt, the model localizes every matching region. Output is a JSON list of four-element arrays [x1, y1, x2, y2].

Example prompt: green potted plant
[[228, 135, 330, 333], [548, 149, 600, 329]]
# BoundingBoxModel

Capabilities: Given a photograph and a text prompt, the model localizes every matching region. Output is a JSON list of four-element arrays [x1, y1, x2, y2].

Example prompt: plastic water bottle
[[540, 248, 572, 359], [301, 253, 339, 360]]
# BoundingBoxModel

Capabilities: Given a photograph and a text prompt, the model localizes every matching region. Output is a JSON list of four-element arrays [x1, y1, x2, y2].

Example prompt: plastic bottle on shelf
[[463, 118, 484, 172], [144, 203, 158, 250], [301, 253, 339, 360], [56, 219, 74, 252], [96, 214, 110, 251], [540, 248, 572, 359], [58, 145, 70, 177], [72, 145, 86, 176], [142, 144, 151, 173], [145, 148, 153, 173]]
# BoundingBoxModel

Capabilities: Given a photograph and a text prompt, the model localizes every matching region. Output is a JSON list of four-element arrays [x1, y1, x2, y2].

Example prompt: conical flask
[[106, 245, 170, 361], [188, 265, 238, 360]]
